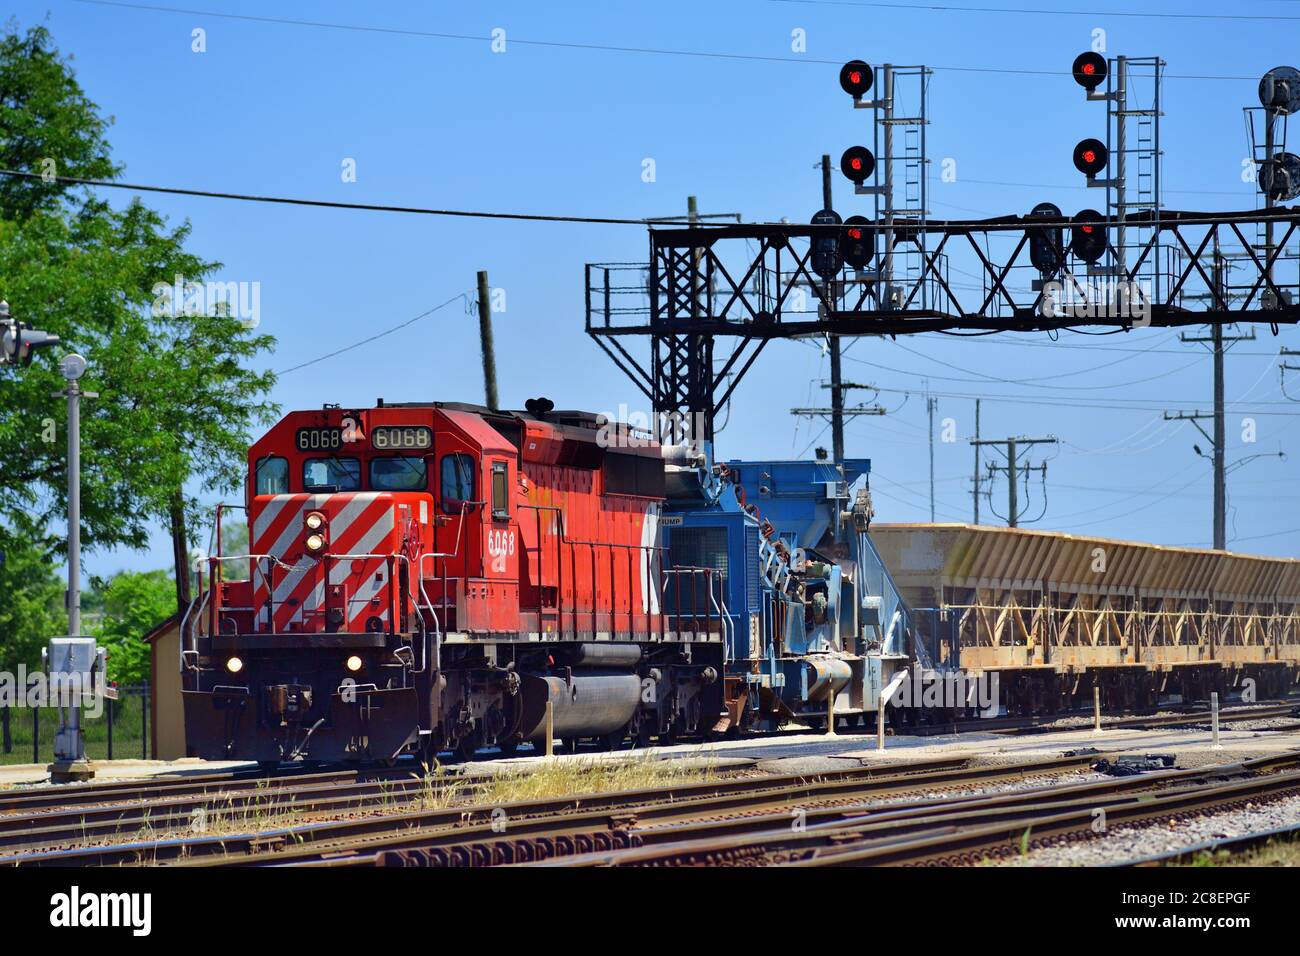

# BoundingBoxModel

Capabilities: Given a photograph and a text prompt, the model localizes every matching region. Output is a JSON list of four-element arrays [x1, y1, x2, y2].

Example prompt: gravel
[[1004, 790, 1300, 866]]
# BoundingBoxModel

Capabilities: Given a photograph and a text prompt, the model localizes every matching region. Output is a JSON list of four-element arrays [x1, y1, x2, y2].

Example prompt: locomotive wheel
[[497, 738, 519, 756], [602, 731, 625, 752]]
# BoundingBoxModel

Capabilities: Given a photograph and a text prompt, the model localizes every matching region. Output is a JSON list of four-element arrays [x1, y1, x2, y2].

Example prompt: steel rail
[[0, 769, 452, 855], [2, 754, 1055, 867], [540, 754, 1300, 868], [186, 753, 1108, 868], [791, 765, 1300, 867], [508, 751, 1300, 867], [0, 763, 419, 815]]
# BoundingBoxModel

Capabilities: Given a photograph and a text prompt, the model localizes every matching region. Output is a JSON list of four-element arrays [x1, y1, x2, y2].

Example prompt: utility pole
[[820, 154, 847, 465], [972, 399, 981, 524], [476, 270, 498, 412], [970, 435, 1058, 528], [926, 384, 936, 522], [1175, 241, 1255, 549]]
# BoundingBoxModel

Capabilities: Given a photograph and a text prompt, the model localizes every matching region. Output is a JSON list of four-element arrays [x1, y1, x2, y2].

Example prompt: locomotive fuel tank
[[516, 672, 643, 743]]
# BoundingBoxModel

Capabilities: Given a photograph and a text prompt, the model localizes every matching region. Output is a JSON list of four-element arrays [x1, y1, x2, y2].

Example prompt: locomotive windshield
[[371, 456, 428, 491], [255, 456, 289, 495], [440, 453, 475, 513], [303, 456, 361, 491]]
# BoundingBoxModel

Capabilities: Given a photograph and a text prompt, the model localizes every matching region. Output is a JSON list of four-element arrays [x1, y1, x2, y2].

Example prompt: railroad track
[[0, 765, 445, 855], [515, 751, 1300, 868], [905, 700, 1300, 738], [0, 760, 425, 815], [5, 754, 1089, 866]]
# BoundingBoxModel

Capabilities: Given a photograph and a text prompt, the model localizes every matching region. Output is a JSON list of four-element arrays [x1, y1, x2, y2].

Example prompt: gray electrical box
[[44, 636, 105, 700]]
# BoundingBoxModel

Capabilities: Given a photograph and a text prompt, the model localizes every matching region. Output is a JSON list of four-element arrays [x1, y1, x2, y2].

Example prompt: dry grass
[[472, 753, 721, 807]]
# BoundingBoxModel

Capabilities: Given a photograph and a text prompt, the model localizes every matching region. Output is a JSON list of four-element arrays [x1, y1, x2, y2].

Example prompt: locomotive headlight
[[305, 511, 326, 531], [226, 656, 244, 674], [345, 655, 363, 673], [305, 533, 325, 553]]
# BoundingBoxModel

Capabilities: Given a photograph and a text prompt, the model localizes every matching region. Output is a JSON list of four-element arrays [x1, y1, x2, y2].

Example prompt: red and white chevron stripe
[[250, 492, 398, 632]]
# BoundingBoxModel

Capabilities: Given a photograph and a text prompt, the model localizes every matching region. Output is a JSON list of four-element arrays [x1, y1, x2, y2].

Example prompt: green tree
[[94, 569, 173, 685], [0, 24, 278, 639], [218, 520, 249, 582], [0, 513, 64, 672]]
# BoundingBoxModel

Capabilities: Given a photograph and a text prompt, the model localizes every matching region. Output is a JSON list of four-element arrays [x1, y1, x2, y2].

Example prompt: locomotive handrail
[[417, 498, 475, 644], [205, 551, 298, 640], [179, 586, 211, 679], [321, 551, 433, 677], [661, 567, 729, 650]]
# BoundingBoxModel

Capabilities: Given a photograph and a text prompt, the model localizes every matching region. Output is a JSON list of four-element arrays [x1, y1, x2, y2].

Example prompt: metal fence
[[0, 682, 150, 764]]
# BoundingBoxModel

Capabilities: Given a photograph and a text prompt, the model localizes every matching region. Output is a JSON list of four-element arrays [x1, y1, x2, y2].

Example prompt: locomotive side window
[[255, 456, 289, 495], [303, 457, 361, 492], [371, 456, 428, 491], [491, 461, 509, 521], [440, 454, 475, 514]]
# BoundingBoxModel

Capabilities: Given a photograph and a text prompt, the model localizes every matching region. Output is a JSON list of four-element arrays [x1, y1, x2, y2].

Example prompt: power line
[[275, 293, 469, 374], [764, 0, 1300, 23], [0, 168, 681, 226], [846, 343, 1208, 391], [1, 169, 1280, 232], [72, 0, 1265, 82]]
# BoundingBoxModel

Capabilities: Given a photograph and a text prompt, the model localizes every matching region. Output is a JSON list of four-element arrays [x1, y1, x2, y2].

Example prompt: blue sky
[[10, 0, 1300, 576]]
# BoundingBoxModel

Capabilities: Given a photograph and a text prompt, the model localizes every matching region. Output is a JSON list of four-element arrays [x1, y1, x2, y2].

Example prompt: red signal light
[[1070, 209, 1107, 263], [839, 146, 876, 184], [1071, 52, 1108, 92], [1072, 138, 1108, 178], [838, 60, 874, 99], [842, 215, 874, 269]]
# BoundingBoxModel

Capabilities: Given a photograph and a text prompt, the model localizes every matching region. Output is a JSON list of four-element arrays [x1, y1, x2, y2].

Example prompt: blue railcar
[[660, 455, 918, 731]]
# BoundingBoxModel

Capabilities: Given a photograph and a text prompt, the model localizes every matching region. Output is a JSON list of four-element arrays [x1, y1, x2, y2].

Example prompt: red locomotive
[[182, 400, 727, 764]]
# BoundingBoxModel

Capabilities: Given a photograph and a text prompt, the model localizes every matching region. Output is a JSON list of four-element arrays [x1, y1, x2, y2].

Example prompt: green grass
[[1175, 834, 1300, 867], [0, 692, 150, 765]]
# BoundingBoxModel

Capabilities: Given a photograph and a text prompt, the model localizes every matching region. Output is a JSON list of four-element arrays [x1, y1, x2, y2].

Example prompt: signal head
[[1259, 66, 1300, 115], [809, 208, 844, 280], [1259, 152, 1300, 202], [842, 215, 875, 270], [1070, 209, 1108, 264], [839, 60, 874, 99], [1026, 202, 1065, 276], [1071, 52, 1108, 92], [1073, 138, 1108, 178], [839, 145, 876, 184]]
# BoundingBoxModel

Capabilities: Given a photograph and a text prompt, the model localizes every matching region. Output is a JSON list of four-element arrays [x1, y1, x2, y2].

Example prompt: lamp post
[[47, 352, 103, 783]]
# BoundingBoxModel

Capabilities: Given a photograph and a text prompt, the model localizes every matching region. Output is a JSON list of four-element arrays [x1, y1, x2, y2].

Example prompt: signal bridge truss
[[586, 205, 1300, 441]]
